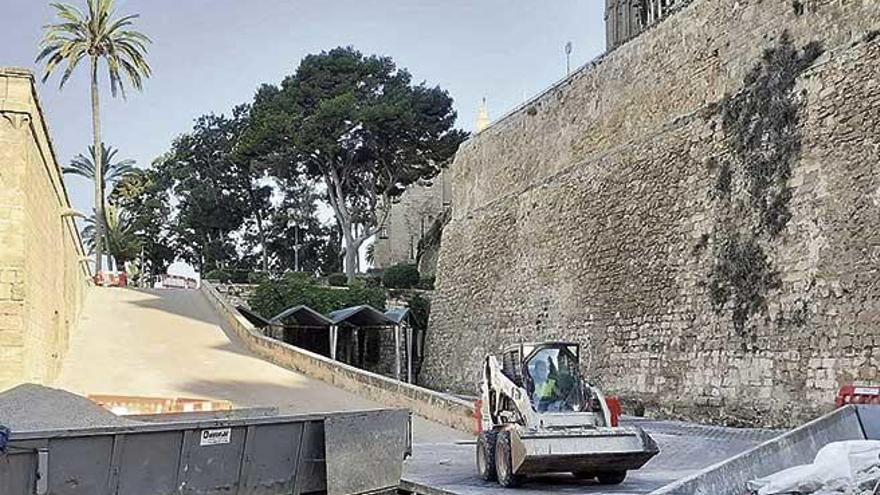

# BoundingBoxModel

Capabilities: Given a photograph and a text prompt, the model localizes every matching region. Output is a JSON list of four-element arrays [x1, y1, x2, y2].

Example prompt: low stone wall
[[199, 281, 475, 433], [210, 282, 259, 309], [0, 68, 90, 389]]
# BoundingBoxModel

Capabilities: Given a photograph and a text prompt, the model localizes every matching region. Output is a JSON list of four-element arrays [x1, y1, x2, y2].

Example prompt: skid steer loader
[[476, 342, 659, 487]]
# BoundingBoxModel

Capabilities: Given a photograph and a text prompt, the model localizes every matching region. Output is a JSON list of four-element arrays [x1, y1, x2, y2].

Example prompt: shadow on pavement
[[127, 287, 222, 327]]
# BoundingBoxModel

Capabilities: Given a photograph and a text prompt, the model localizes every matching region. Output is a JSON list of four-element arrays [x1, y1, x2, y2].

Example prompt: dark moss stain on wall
[[705, 33, 823, 336]]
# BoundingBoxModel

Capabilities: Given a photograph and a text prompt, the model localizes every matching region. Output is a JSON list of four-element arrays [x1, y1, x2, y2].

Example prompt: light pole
[[565, 41, 573, 76], [293, 224, 301, 272]]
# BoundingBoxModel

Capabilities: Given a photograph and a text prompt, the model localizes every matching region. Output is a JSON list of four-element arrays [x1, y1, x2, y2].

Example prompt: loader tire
[[597, 471, 627, 485], [476, 431, 498, 481], [495, 431, 524, 488]]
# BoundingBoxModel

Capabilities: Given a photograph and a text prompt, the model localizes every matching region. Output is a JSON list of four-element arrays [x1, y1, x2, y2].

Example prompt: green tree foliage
[[156, 109, 254, 273], [37, 0, 152, 273], [249, 273, 386, 319], [261, 179, 341, 275], [247, 47, 468, 282], [382, 263, 420, 289], [109, 169, 174, 275], [122, 47, 463, 282], [64, 143, 138, 194], [81, 204, 142, 267], [156, 106, 337, 276]]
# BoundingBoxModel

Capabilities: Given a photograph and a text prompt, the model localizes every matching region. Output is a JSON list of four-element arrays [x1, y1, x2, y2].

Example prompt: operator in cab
[[530, 358, 561, 412]]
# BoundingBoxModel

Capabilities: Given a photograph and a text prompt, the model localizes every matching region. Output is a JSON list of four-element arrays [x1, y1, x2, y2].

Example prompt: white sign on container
[[200, 428, 231, 446]]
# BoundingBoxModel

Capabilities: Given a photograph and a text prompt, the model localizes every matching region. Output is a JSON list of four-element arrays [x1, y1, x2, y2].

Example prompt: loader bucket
[[510, 426, 659, 475]]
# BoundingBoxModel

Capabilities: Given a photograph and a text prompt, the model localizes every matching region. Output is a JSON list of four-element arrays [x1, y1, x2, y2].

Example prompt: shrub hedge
[[382, 263, 420, 289], [407, 293, 431, 332], [249, 272, 387, 318], [203, 269, 254, 284], [327, 273, 348, 287], [416, 275, 435, 290]]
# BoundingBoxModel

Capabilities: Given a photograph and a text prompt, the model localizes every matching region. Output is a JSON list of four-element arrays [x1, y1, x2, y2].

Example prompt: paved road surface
[[54, 287, 467, 443], [403, 418, 781, 494]]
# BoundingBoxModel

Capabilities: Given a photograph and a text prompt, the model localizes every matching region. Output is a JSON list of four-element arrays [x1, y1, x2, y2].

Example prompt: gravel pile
[[0, 383, 138, 432]]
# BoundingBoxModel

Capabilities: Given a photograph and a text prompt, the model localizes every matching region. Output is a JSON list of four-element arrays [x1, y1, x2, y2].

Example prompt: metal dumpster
[[1, 405, 411, 495]]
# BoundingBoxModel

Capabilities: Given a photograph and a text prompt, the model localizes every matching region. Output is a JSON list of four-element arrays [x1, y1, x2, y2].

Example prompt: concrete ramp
[[51, 287, 464, 443]]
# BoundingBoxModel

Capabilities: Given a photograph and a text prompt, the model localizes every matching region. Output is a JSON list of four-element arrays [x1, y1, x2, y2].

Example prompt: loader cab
[[502, 342, 593, 413]]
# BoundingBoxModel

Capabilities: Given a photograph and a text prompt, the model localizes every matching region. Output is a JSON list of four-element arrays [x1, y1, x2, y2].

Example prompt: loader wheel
[[476, 431, 498, 481], [495, 431, 523, 488], [597, 471, 627, 485]]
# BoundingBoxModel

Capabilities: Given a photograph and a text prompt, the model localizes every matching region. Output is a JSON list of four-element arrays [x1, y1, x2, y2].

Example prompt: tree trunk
[[256, 208, 269, 273], [90, 57, 106, 276], [249, 187, 269, 273], [343, 226, 359, 283]]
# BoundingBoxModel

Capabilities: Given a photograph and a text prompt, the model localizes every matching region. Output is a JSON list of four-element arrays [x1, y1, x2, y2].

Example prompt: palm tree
[[366, 242, 376, 267], [81, 205, 143, 269], [37, 0, 152, 274], [64, 143, 138, 194]]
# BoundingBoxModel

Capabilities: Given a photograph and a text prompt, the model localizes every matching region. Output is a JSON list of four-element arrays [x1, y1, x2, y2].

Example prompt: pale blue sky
[[1, 0, 605, 217]]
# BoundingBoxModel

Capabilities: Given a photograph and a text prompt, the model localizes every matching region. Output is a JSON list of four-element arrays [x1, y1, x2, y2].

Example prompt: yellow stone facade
[[0, 68, 90, 389]]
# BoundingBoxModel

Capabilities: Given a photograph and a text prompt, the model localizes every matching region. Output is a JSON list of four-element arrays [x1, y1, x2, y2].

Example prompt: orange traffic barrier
[[836, 385, 880, 407]]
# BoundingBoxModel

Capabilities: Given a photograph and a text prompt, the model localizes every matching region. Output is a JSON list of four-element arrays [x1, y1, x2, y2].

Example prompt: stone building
[[422, 1, 880, 428], [606, 0, 687, 50], [372, 99, 490, 274], [372, 172, 451, 274], [0, 68, 90, 388]]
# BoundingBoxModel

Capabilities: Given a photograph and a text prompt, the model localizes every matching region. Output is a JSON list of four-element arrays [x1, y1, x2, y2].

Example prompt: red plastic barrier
[[474, 399, 483, 434], [606, 396, 622, 427], [837, 384, 880, 407]]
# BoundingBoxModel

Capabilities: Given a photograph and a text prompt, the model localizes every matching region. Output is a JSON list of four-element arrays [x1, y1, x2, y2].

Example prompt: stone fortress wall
[[0, 68, 90, 389], [422, 1, 880, 427]]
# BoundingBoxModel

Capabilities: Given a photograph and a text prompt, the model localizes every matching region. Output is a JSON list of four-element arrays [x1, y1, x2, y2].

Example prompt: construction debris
[[748, 441, 880, 495]]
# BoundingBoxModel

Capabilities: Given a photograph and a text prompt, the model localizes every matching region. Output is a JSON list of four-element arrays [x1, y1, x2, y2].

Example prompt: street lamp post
[[565, 41, 573, 76], [293, 224, 301, 272]]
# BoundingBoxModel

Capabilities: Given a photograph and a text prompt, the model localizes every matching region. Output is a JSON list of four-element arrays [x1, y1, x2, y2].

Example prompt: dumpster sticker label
[[200, 428, 231, 446]]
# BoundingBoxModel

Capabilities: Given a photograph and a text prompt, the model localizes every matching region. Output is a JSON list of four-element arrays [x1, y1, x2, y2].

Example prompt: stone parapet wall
[[0, 68, 90, 388], [211, 283, 259, 309], [200, 281, 475, 433], [424, 1, 880, 428]]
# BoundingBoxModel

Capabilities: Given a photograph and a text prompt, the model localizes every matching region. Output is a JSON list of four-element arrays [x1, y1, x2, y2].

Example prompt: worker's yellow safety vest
[[535, 379, 557, 399]]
